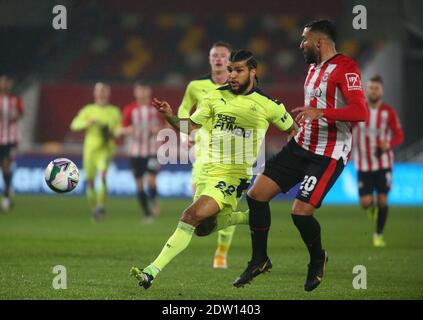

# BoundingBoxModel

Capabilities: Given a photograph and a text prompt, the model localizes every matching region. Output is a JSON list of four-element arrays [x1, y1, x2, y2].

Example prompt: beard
[[368, 96, 381, 104], [303, 47, 319, 64], [230, 77, 252, 94]]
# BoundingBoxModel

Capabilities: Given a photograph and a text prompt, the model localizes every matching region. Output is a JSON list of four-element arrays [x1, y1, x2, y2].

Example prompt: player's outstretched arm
[[70, 108, 91, 131], [152, 98, 200, 134]]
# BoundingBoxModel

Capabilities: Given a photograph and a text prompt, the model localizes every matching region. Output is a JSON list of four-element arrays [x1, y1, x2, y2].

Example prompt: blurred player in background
[[178, 41, 240, 269], [353, 75, 404, 247], [130, 50, 297, 290], [121, 82, 163, 223], [70, 83, 122, 221], [0, 75, 24, 211], [234, 20, 368, 291]]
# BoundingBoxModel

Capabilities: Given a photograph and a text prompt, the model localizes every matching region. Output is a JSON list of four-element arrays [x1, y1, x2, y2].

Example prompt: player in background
[[353, 75, 403, 247], [234, 20, 368, 292], [70, 83, 122, 221], [178, 41, 240, 269], [0, 75, 24, 211], [130, 50, 297, 289], [120, 82, 163, 224]]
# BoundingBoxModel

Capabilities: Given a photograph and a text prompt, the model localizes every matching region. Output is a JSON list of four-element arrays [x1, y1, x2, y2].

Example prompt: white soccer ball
[[44, 158, 80, 193]]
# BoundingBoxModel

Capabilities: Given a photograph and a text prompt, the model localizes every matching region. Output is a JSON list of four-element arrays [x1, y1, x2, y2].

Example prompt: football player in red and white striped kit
[[353, 75, 403, 247], [0, 75, 24, 211], [234, 20, 368, 291], [121, 82, 164, 223]]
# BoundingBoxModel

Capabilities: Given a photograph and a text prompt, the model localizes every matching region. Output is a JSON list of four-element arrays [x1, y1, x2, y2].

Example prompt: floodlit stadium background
[[1, 0, 422, 205]]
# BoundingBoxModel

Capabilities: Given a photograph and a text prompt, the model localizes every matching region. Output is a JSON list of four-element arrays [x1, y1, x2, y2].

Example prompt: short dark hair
[[229, 49, 259, 84], [305, 19, 336, 42], [369, 74, 384, 84], [134, 80, 150, 88], [211, 41, 232, 51]]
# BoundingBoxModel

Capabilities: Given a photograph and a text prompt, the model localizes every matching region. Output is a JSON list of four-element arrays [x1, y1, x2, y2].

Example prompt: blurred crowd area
[[1, 0, 376, 85]]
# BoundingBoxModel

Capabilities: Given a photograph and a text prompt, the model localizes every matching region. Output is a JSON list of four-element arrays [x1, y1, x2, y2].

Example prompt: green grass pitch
[[0, 195, 422, 299]]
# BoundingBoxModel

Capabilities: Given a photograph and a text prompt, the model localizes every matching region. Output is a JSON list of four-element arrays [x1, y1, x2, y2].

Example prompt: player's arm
[[177, 82, 196, 118], [269, 101, 298, 138], [152, 98, 200, 134], [110, 108, 122, 138], [177, 82, 197, 145], [119, 105, 133, 136], [293, 62, 368, 123], [10, 97, 24, 122], [381, 108, 404, 151], [15, 97, 24, 120], [149, 108, 165, 135], [70, 106, 92, 131]]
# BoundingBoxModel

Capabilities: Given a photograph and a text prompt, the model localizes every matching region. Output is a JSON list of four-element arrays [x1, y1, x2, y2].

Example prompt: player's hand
[[379, 141, 391, 152], [292, 107, 324, 124], [87, 118, 97, 127], [152, 98, 173, 117], [287, 129, 297, 142]]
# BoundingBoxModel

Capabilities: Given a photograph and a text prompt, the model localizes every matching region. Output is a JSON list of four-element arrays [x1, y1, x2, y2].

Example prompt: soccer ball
[[44, 158, 80, 193]]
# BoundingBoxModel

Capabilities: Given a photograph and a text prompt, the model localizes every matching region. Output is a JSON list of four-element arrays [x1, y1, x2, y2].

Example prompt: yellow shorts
[[191, 161, 203, 186], [194, 175, 251, 211], [83, 148, 113, 180]]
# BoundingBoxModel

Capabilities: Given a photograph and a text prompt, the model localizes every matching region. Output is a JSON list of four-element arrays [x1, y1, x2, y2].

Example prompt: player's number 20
[[299, 175, 317, 192]]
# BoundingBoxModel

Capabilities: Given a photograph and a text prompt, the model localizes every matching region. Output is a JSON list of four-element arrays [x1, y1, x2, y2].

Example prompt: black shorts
[[0, 143, 17, 161], [130, 157, 160, 178], [263, 139, 345, 208], [358, 169, 392, 196]]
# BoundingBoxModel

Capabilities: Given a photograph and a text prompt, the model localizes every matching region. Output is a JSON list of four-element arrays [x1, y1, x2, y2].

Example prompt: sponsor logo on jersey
[[214, 113, 252, 138], [345, 73, 362, 91]]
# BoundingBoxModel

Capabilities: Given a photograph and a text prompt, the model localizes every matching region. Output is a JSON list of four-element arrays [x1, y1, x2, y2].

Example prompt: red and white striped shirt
[[294, 54, 367, 164], [0, 95, 24, 145], [122, 101, 162, 157], [353, 103, 403, 172]]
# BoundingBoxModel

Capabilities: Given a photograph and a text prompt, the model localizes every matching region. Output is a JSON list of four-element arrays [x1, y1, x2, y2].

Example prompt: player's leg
[[373, 169, 391, 247], [358, 171, 377, 222], [232, 175, 281, 286], [234, 141, 303, 287], [246, 175, 281, 262], [1, 146, 14, 211], [191, 162, 234, 268], [214, 225, 236, 269], [212, 170, 245, 269], [83, 150, 97, 214], [147, 157, 160, 217], [93, 151, 111, 220], [130, 195, 221, 289], [147, 174, 159, 215], [292, 156, 344, 292], [131, 157, 152, 220], [193, 177, 250, 236]]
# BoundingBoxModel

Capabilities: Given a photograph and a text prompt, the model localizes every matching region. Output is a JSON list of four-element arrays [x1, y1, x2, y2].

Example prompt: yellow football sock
[[215, 209, 249, 233], [86, 186, 96, 209], [97, 181, 107, 207], [216, 226, 237, 256], [151, 221, 195, 272]]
